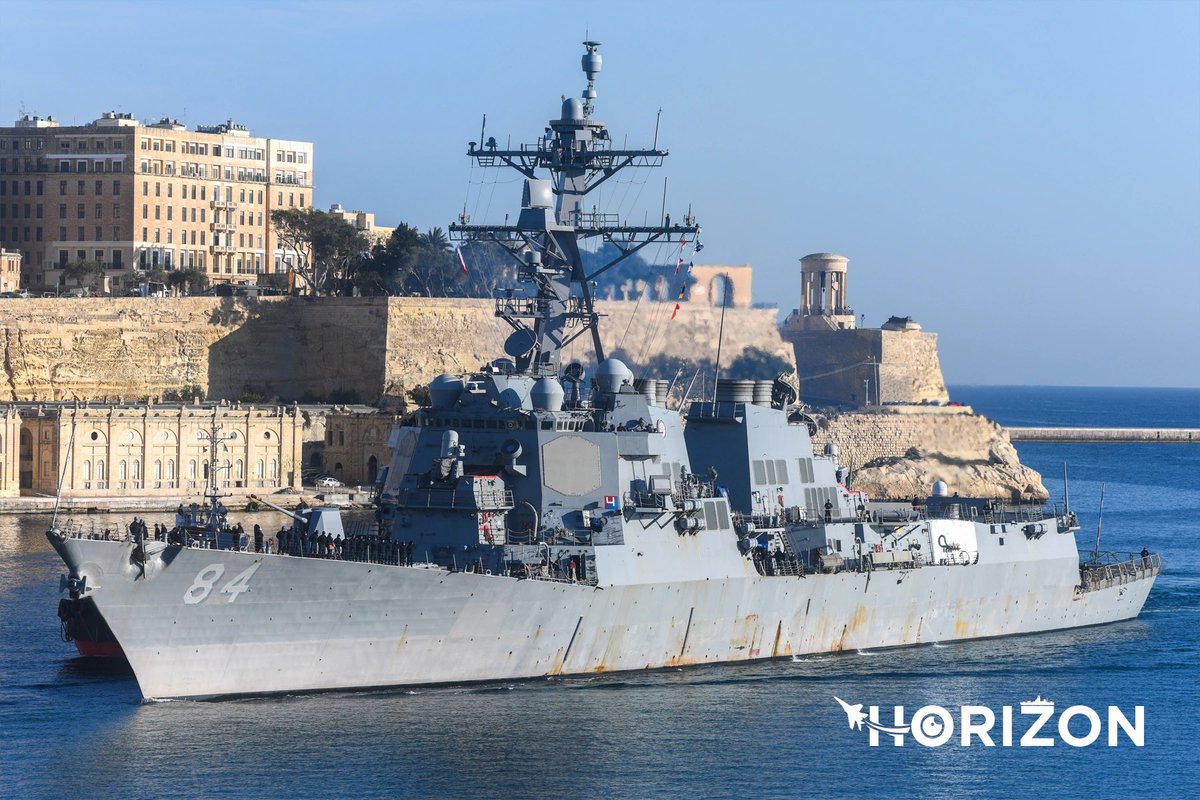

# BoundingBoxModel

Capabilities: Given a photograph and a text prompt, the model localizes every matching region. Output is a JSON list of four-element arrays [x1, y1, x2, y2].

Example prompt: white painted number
[[184, 564, 226, 605], [183, 562, 260, 605], [219, 563, 261, 603]]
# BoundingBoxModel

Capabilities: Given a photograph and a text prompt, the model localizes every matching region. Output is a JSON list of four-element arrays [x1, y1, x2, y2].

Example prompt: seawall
[[0, 297, 792, 406], [1007, 427, 1199, 443]]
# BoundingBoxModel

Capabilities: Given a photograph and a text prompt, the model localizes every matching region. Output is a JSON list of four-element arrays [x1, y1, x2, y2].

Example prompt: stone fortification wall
[[878, 331, 948, 405], [0, 297, 389, 404], [811, 407, 1047, 502], [0, 297, 791, 407], [785, 328, 948, 407], [380, 298, 794, 402]]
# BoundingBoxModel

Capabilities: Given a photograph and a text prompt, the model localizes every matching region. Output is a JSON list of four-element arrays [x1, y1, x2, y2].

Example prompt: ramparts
[[0, 297, 792, 406]]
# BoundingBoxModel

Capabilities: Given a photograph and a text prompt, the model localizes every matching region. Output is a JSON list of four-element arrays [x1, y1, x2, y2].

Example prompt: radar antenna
[[451, 41, 700, 375]]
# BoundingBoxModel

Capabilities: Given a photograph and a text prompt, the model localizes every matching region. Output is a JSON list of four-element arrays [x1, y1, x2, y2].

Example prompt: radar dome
[[428, 374, 464, 409], [932, 480, 949, 497], [595, 358, 633, 394], [531, 377, 565, 412], [562, 97, 584, 121]]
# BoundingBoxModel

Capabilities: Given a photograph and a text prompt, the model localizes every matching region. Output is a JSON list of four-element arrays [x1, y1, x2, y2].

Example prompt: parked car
[[315, 476, 344, 488]]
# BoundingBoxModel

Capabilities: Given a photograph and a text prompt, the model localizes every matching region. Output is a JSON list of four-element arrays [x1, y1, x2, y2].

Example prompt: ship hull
[[50, 536, 1155, 700]]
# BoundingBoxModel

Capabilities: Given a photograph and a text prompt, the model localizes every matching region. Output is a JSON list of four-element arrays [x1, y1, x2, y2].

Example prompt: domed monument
[[782, 252, 949, 407]]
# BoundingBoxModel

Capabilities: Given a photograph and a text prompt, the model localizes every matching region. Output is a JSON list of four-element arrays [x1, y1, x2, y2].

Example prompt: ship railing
[[751, 551, 806, 578], [802, 548, 981, 576], [521, 565, 599, 587], [1078, 551, 1162, 593], [398, 487, 513, 511]]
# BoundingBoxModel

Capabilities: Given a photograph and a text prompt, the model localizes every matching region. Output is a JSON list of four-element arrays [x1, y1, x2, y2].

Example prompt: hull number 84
[[184, 562, 261, 605]]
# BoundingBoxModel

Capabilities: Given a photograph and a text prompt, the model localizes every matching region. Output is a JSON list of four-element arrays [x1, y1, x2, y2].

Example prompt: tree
[[270, 208, 368, 295], [352, 223, 421, 296], [61, 259, 104, 294], [167, 268, 209, 295]]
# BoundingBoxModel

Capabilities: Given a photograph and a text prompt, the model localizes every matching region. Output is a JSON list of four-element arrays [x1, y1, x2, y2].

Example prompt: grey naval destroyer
[[49, 41, 1161, 700]]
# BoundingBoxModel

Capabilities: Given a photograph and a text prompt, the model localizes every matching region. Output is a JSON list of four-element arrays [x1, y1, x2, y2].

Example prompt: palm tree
[[418, 227, 451, 252]]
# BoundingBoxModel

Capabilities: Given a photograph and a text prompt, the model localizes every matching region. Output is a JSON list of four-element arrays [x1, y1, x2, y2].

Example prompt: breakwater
[[1007, 427, 1199, 443]]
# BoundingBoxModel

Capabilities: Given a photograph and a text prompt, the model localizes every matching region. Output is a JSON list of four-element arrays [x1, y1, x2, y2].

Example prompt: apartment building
[[0, 112, 313, 292]]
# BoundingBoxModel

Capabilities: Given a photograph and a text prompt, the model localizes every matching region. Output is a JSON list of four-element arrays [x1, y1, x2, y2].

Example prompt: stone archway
[[368, 455, 378, 484], [709, 274, 734, 307]]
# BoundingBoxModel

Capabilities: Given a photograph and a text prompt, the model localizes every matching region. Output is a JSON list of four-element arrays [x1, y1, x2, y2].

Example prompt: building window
[[113, 181, 120, 195]]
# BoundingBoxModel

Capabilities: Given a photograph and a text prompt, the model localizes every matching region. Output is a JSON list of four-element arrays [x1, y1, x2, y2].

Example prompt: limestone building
[[0, 247, 20, 292], [327, 203, 395, 246], [318, 409, 401, 486], [5, 402, 303, 499], [782, 252, 949, 408], [0, 113, 314, 293]]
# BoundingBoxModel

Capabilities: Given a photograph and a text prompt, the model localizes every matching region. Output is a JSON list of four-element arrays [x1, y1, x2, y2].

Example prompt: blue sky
[[2, 0, 1197, 387]]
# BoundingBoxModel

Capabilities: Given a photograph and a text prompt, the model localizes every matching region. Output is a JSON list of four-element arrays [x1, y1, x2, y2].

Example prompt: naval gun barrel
[[248, 494, 308, 523]]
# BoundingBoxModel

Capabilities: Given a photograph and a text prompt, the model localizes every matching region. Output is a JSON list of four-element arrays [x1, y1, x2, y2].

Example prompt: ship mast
[[451, 40, 700, 375]]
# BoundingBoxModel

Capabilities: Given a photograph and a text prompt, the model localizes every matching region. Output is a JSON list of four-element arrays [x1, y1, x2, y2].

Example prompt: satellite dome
[[562, 97, 584, 121], [595, 358, 633, 394], [932, 480, 949, 497], [531, 377, 565, 412], [428, 374, 464, 409]]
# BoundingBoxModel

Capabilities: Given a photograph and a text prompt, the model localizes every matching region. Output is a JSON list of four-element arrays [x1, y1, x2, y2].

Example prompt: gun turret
[[249, 494, 345, 541], [249, 494, 309, 524]]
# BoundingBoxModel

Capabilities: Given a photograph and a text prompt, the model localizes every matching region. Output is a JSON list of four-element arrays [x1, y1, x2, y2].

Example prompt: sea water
[[1, 386, 1197, 799]]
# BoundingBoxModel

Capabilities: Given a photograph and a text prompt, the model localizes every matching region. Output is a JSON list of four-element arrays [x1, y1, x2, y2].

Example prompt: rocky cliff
[[811, 407, 1048, 502]]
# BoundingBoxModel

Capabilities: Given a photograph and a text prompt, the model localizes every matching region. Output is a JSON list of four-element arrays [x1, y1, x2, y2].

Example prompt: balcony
[[212, 244, 236, 254], [211, 198, 237, 209], [213, 223, 237, 233]]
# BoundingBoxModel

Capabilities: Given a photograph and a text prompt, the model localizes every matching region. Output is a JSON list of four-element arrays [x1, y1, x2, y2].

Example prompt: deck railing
[[1079, 552, 1162, 593]]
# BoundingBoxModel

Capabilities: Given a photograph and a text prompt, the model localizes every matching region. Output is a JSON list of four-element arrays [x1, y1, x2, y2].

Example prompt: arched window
[[132, 460, 141, 483], [188, 459, 197, 479], [96, 459, 106, 483], [119, 460, 128, 481], [269, 459, 277, 478], [256, 459, 264, 479], [83, 460, 92, 481], [368, 455, 378, 484], [235, 459, 244, 480], [154, 460, 162, 481], [167, 459, 176, 486]]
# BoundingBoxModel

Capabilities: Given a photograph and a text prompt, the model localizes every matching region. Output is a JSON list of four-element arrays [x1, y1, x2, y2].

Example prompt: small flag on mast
[[456, 247, 469, 274], [670, 303, 680, 320]]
